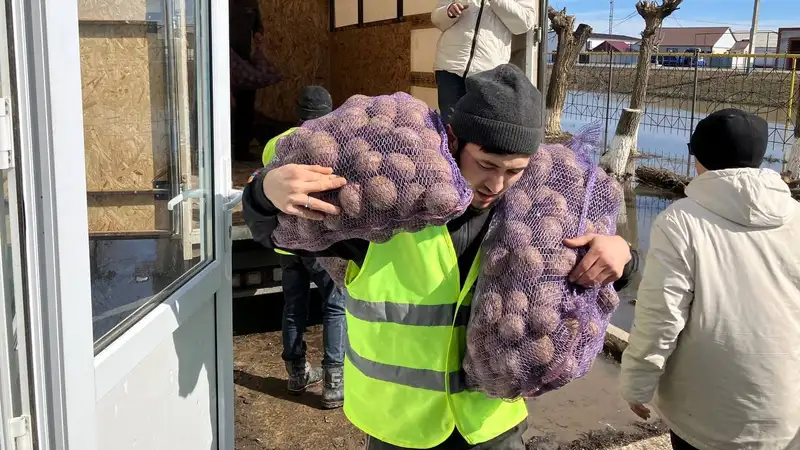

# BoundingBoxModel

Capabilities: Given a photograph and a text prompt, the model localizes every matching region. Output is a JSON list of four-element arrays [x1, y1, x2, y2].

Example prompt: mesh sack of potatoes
[[463, 124, 624, 399], [316, 257, 349, 287], [268, 92, 473, 251]]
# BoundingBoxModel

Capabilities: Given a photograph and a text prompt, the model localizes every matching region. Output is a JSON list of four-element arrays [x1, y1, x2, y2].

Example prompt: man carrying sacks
[[243, 64, 638, 449]]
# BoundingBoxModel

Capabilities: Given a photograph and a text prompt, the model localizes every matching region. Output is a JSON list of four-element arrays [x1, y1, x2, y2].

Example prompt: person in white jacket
[[620, 108, 800, 450], [431, 0, 536, 123]]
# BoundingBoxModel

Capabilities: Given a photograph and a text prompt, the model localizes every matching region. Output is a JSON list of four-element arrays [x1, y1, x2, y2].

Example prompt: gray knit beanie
[[450, 64, 543, 155], [296, 86, 333, 121]]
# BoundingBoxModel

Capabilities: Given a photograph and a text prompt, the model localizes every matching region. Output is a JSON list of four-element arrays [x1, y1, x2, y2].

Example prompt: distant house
[[776, 27, 800, 70], [655, 26, 736, 54], [588, 40, 638, 65], [546, 31, 640, 64], [730, 30, 779, 68]]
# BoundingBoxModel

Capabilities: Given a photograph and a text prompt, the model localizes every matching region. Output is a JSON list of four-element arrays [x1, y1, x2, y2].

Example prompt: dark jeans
[[435, 70, 467, 125], [365, 421, 527, 450], [232, 88, 256, 159], [670, 431, 699, 450], [280, 254, 346, 368]]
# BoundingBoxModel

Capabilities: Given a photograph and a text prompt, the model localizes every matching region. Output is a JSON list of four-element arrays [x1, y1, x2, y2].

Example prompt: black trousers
[[670, 431, 700, 450], [232, 89, 256, 159], [365, 421, 527, 450]]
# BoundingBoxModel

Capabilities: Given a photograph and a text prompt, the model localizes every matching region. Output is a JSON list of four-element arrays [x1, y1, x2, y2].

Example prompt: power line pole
[[747, 0, 761, 73], [609, 0, 614, 34]]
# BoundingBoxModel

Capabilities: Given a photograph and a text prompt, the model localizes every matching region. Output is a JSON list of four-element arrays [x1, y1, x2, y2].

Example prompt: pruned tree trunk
[[601, 0, 682, 180], [546, 7, 592, 137], [787, 92, 800, 179]]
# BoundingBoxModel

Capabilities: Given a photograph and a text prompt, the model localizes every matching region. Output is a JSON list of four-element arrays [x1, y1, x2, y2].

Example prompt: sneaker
[[321, 366, 344, 409], [285, 360, 322, 395]]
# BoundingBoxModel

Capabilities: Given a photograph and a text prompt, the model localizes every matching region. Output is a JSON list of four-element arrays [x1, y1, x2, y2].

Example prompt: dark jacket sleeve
[[242, 168, 369, 263], [613, 247, 640, 292]]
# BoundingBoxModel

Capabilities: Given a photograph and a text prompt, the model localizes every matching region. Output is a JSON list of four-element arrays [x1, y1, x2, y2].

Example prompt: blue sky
[[548, 0, 798, 38]]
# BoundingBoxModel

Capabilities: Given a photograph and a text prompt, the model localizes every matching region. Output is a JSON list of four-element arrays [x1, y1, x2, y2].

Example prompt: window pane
[[78, 0, 214, 347]]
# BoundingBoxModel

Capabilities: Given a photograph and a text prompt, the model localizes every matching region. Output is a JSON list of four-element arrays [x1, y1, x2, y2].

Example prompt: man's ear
[[446, 124, 458, 156]]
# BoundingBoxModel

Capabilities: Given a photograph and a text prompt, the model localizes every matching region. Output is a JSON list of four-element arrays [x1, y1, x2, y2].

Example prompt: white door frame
[[8, 0, 237, 447]]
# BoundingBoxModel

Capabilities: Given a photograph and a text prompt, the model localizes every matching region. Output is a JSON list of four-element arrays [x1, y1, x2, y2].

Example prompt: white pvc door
[[71, 0, 235, 447]]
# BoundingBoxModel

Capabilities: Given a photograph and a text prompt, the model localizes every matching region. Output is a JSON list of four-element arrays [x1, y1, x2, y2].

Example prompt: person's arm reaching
[[242, 166, 369, 262], [432, 0, 466, 32], [489, 0, 536, 35], [619, 211, 695, 415]]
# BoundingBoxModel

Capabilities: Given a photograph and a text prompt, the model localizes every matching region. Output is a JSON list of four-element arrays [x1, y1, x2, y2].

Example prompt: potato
[[528, 307, 560, 338], [504, 291, 529, 315], [503, 348, 523, 377], [322, 214, 343, 231], [297, 217, 321, 240], [547, 247, 578, 277], [585, 320, 601, 338], [419, 128, 443, 151], [306, 131, 340, 167], [368, 229, 395, 244], [338, 107, 370, 133], [393, 127, 423, 151], [498, 314, 526, 343], [528, 146, 554, 183], [478, 292, 503, 325], [397, 182, 425, 216], [512, 246, 544, 279], [562, 214, 581, 237], [339, 183, 363, 218], [554, 156, 585, 186], [582, 220, 597, 235], [596, 286, 620, 314], [531, 187, 568, 217], [385, 153, 416, 181], [503, 189, 533, 217], [394, 108, 427, 130], [359, 118, 394, 143], [563, 317, 580, 339], [549, 355, 578, 389], [424, 183, 460, 216], [532, 216, 564, 248], [353, 148, 382, 175], [346, 94, 372, 108], [531, 282, 562, 310], [366, 96, 397, 120], [597, 176, 624, 214], [528, 335, 556, 365], [482, 246, 509, 277], [417, 150, 453, 180], [501, 220, 533, 247], [364, 176, 398, 211]]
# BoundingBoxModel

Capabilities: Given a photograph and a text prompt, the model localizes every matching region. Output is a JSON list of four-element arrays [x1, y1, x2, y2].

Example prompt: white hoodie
[[620, 168, 800, 450], [431, 0, 536, 78]]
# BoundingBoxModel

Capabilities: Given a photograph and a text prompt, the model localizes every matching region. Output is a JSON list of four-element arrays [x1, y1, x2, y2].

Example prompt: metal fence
[[549, 51, 799, 176]]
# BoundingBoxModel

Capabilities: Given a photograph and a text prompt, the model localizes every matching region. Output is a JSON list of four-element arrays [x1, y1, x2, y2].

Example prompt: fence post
[[603, 48, 613, 154], [687, 49, 700, 178], [783, 57, 797, 173]]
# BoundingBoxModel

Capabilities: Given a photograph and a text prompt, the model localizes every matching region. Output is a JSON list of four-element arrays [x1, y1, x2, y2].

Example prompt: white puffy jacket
[[431, 0, 536, 78], [620, 168, 800, 450]]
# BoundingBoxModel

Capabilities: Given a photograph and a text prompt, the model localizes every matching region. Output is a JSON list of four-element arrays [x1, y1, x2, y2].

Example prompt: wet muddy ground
[[233, 326, 667, 450]]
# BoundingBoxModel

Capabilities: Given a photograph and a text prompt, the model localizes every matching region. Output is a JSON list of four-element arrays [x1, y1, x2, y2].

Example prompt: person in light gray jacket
[[620, 108, 800, 450]]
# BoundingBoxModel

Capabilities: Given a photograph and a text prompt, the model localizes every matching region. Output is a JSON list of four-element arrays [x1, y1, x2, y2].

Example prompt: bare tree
[[600, 0, 682, 179], [546, 6, 592, 137], [786, 90, 800, 179]]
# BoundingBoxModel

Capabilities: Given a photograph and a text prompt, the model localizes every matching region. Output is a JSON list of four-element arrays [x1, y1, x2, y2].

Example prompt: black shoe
[[321, 366, 344, 409], [285, 360, 323, 395]]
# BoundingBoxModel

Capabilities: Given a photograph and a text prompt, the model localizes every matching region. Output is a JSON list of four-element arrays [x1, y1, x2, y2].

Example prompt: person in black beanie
[[621, 108, 800, 450], [242, 64, 638, 449]]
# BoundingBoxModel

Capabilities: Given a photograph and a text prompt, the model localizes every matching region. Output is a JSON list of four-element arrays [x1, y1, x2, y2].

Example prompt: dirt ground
[[234, 327, 666, 450]]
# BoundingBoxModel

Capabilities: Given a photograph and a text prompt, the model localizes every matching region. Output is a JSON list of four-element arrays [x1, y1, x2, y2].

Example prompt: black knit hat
[[296, 86, 333, 121], [690, 108, 768, 170], [450, 64, 543, 155]]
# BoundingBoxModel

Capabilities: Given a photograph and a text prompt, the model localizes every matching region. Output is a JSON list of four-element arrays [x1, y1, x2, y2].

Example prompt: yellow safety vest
[[263, 127, 298, 256], [343, 227, 527, 448]]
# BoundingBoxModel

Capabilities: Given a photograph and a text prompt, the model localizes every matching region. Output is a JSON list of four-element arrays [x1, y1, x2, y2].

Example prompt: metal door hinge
[[533, 26, 542, 45], [0, 98, 14, 170], [8, 415, 32, 450]]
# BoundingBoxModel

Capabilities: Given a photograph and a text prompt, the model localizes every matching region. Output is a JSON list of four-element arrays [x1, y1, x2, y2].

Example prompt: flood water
[[560, 90, 797, 331]]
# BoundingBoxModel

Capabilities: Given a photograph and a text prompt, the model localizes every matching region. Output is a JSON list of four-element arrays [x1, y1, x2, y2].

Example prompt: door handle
[[167, 189, 205, 210], [224, 189, 243, 212]]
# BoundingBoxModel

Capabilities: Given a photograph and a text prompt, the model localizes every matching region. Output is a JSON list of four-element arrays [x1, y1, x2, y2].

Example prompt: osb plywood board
[[255, 0, 330, 122], [331, 21, 412, 106], [78, 0, 148, 22], [80, 23, 170, 191], [410, 86, 438, 111], [87, 196, 169, 232], [404, 0, 436, 16], [411, 28, 441, 72], [364, 0, 396, 23], [336, 0, 358, 27]]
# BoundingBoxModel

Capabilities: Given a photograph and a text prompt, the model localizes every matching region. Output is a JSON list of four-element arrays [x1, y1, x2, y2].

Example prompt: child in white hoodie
[[620, 109, 800, 450]]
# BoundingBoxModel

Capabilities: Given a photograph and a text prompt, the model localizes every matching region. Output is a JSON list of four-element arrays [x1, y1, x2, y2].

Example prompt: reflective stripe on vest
[[263, 128, 298, 257], [343, 227, 527, 448]]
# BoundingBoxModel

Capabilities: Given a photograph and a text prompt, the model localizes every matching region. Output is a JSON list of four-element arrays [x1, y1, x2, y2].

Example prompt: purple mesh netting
[[269, 92, 473, 251], [316, 257, 348, 287], [464, 123, 624, 399]]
